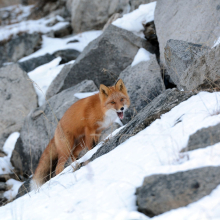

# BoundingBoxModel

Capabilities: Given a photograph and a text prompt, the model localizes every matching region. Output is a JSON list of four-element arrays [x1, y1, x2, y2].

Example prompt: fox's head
[[99, 79, 130, 120]]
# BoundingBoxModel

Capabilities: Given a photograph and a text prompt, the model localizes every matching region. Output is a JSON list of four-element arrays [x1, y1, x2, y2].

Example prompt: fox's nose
[[120, 107, 124, 111]]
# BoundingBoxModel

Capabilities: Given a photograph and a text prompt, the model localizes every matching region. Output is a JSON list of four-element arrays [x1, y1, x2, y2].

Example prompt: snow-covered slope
[[1, 91, 220, 220]]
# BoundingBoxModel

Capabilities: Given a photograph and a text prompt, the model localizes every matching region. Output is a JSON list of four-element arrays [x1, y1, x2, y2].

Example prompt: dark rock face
[[181, 123, 220, 152], [53, 49, 80, 64], [118, 55, 165, 123], [53, 23, 73, 38], [164, 39, 209, 89], [143, 21, 159, 61], [18, 53, 56, 72], [80, 89, 195, 166], [0, 33, 41, 67], [180, 44, 220, 91], [18, 49, 80, 73], [0, 64, 37, 152], [10, 80, 98, 177], [136, 166, 220, 217], [16, 177, 31, 199], [154, 0, 220, 65]]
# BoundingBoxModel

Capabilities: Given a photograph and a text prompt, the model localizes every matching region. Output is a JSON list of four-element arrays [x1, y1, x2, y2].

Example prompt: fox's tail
[[30, 138, 58, 191]]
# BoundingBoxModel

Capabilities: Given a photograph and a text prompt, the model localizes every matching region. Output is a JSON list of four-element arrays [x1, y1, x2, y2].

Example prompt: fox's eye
[[111, 101, 115, 104], [120, 98, 124, 102]]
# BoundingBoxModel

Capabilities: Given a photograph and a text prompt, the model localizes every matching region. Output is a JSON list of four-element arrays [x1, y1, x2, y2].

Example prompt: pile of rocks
[[1, 0, 220, 216]]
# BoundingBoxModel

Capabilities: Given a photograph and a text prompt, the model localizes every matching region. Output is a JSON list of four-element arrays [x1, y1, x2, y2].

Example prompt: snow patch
[[19, 31, 102, 62], [28, 57, 63, 106], [0, 4, 33, 26], [4, 179, 23, 201], [74, 91, 99, 99], [113, 2, 156, 38], [0, 14, 70, 42], [131, 48, 151, 67], [0, 132, 19, 175], [213, 36, 220, 48]]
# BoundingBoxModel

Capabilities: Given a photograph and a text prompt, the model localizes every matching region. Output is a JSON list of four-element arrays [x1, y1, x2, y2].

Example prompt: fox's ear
[[115, 79, 127, 94], [99, 84, 109, 98]]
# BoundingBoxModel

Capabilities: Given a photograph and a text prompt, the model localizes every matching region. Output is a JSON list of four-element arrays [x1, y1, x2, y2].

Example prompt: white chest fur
[[98, 109, 118, 130]]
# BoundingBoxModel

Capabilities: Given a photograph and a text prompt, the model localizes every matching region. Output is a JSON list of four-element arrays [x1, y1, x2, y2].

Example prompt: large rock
[[118, 55, 165, 123], [67, 0, 129, 32], [11, 80, 98, 176], [45, 62, 74, 100], [80, 89, 195, 167], [0, 33, 41, 67], [154, 0, 220, 64], [180, 43, 220, 91], [164, 39, 210, 89], [0, 64, 37, 152], [55, 24, 156, 93], [181, 123, 220, 152], [136, 166, 220, 217]]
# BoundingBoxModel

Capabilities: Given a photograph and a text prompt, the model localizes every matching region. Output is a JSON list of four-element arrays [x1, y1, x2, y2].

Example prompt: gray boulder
[[181, 123, 220, 152], [80, 89, 195, 166], [180, 43, 220, 91], [154, 0, 220, 64], [56, 24, 156, 92], [11, 80, 98, 176], [164, 39, 210, 89], [118, 55, 165, 123], [45, 62, 74, 100], [0, 33, 41, 67], [0, 64, 37, 152], [136, 166, 220, 217], [67, 0, 129, 33]]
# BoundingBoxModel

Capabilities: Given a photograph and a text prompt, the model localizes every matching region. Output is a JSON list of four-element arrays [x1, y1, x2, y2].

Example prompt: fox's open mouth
[[117, 112, 124, 120]]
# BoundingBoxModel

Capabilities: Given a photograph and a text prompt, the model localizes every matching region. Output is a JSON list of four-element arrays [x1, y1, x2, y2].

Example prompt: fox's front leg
[[85, 127, 96, 150]]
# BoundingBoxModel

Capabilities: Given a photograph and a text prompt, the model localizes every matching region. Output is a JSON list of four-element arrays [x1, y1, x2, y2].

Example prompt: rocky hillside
[[0, 0, 220, 219]]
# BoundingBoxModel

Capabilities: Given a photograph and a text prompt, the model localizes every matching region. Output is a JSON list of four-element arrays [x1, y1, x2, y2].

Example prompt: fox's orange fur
[[31, 79, 130, 190]]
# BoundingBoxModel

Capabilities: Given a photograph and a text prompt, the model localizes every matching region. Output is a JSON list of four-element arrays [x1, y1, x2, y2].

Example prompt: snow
[[0, 15, 70, 42], [74, 91, 99, 99], [112, 2, 156, 38], [213, 36, 220, 48], [28, 58, 75, 106], [131, 48, 151, 67], [1, 91, 220, 219], [19, 30, 102, 62], [0, 4, 33, 26], [4, 179, 23, 201], [0, 132, 19, 175]]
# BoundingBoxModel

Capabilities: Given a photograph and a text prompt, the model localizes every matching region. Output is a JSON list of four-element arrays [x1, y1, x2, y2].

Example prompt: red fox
[[30, 79, 130, 190]]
